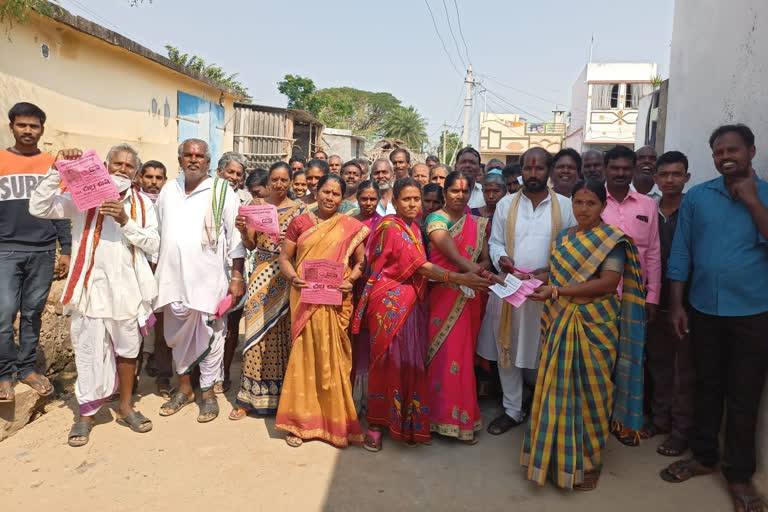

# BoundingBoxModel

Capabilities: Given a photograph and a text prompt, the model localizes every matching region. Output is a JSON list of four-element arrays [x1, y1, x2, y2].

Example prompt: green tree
[[313, 88, 400, 137], [165, 45, 249, 98], [438, 131, 462, 165], [382, 106, 428, 150], [2, 0, 147, 25], [277, 74, 324, 114]]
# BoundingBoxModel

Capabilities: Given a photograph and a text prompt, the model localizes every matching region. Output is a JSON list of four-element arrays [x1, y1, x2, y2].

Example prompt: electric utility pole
[[462, 64, 473, 147]]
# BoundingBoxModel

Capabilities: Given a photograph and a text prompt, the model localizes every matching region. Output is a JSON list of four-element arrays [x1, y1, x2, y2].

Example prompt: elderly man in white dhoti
[[154, 138, 245, 423], [29, 144, 159, 447], [480, 147, 576, 435]]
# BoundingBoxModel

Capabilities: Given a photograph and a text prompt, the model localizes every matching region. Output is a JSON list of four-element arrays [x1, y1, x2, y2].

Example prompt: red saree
[[275, 213, 369, 447], [352, 215, 431, 443], [425, 213, 488, 440]]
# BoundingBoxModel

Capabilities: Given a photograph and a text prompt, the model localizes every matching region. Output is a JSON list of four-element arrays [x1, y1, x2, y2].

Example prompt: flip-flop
[[228, 408, 247, 421], [116, 411, 153, 433], [155, 378, 172, 399], [159, 392, 193, 417], [487, 413, 522, 435], [21, 374, 54, 397], [67, 422, 93, 447], [197, 397, 219, 423], [363, 429, 382, 452], [730, 488, 766, 512], [660, 458, 715, 483], [285, 434, 303, 448], [657, 435, 688, 457]]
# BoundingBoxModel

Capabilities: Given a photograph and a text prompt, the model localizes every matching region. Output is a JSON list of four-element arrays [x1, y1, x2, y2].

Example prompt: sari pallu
[[350, 212, 384, 412], [352, 215, 431, 443], [236, 202, 306, 414], [425, 213, 488, 440], [275, 213, 369, 447], [521, 224, 646, 489]]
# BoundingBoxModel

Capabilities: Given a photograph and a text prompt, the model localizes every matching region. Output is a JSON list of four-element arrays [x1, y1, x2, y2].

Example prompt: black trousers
[[690, 309, 768, 483]]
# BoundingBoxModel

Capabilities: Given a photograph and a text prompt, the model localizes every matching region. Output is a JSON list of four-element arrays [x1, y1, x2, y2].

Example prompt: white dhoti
[[71, 312, 141, 416], [477, 290, 544, 421], [163, 302, 225, 391]]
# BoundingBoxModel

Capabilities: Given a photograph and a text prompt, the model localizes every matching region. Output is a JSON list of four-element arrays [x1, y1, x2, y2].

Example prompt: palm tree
[[382, 106, 428, 150]]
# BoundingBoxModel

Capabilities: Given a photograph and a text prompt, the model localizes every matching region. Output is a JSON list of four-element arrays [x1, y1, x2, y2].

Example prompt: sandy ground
[[0, 354, 737, 512]]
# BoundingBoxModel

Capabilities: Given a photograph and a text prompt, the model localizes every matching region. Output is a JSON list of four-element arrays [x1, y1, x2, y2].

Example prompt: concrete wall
[[666, 0, 768, 492], [479, 112, 564, 161], [565, 66, 588, 151], [665, 0, 768, 185], [320, 129, 365, 162], [0, 11, 236, 178]]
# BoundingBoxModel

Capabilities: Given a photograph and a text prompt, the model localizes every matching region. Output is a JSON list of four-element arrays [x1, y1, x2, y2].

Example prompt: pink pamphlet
[[300, 259, 344, 306], [504, 277, 543, 307], [239, 204, 280, 242], [214, 294, 234, 319], [54, 150, 119, 211]]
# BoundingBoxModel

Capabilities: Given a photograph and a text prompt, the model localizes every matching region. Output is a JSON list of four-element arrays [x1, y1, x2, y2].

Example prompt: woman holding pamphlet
[[231, 162, 307, 419], [352, 177, 492, 452], [423, 171, 496, 444], [275, 174, 369, 448], [522, 180, 646, 490]]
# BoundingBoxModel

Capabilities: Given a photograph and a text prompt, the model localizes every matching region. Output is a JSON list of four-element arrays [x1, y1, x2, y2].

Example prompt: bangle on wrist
[[442, 270, 451, 284], [231, 276, 244, 282], [551, 287, 559, 300]]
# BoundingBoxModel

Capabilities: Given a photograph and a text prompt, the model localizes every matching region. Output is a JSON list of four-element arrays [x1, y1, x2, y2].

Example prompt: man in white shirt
[[215, 151, 250, 206], [372, 158, 397, 216], [481, 147, 576, 435], [455, 147, 486, 209], [154, 138, 245, 423], [30, 144, 159, 447]]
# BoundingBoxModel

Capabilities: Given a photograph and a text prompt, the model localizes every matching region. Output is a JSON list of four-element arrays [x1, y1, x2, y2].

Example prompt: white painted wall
[[565, 66, 588, 151], [665, 0, 768, 493], [665, 0, 768, 185]]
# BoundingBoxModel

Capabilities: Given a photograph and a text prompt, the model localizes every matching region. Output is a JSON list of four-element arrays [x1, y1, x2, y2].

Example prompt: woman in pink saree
[[353, 177, 492, 452], [424, 171, 495, 443]]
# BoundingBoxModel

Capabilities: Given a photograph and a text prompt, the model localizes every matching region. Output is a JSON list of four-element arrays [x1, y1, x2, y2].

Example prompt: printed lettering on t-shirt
[[0, 174, 44, 201]]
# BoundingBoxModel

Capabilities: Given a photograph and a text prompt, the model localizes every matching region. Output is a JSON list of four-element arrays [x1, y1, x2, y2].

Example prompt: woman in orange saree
[[276, 175, 369, 448], [353, 177, 493, 452], [424, 171, 493, 443]]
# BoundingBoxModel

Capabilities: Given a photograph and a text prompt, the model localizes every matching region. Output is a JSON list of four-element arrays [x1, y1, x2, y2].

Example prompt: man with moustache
[[328, 154, 343, 175], [601, 145, 661, 445], [372, 158, 397, 216], [485, 147, 575, 435], [390, 148, 411, 179], [0, 102, 71, 402], [139, 160, 167, 202], [341, 159, 363, 205], [216, 151, 250, 205], [661, 125, 768, 512], [153, 138, 245, 423], [312, 150, 327, 161], [30, 143, 159, 446], [455, 147, 486, 208], [632, 145, 662, 200], [581, 149, 606, 182], [289, 156, 305, 175]]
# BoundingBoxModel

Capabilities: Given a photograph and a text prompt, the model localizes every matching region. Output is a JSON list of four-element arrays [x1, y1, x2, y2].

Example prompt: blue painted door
[[177, 91, 225, 169]]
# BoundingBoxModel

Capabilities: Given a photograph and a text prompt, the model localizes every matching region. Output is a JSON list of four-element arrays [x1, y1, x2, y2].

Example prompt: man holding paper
[[29, 143, 159, 447], [153, 138, 245, 423], [483, 147, 575, 435]]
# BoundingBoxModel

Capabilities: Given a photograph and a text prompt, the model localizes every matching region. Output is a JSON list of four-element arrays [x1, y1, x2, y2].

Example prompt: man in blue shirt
[[661, 124, 768, 511]]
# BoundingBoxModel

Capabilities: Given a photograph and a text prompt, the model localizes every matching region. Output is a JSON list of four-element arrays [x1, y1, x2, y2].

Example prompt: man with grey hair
[[30, 143, 159, 446], [216, 151, 250, 204], [154, 138, 245, 423], [328, 154, 343, 174], [582, 149, 606, 182], [371, 158, 396, 216]]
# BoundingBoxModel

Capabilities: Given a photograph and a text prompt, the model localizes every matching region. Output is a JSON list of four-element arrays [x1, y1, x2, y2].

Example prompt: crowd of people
[[2, 101, 767, 510]]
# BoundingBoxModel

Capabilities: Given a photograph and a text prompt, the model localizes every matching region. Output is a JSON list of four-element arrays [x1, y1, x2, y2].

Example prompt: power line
[[423, 0, 464, 78], [483, 87, 548, 122], [441, 0, 466, 69], [60, 0, 144, 45], [452, 0, 471, 65], [476, 73, 565, 107]]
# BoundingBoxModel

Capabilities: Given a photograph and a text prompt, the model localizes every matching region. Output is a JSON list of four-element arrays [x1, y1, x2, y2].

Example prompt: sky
[[55, 0, 674, 148]]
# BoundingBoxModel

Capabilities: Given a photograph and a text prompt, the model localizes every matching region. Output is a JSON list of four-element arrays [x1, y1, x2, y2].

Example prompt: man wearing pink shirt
[[601, 145, 661, 445]]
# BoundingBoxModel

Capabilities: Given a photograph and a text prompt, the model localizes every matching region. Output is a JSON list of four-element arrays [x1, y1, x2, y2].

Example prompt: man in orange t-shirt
[[0, 102, 71, 402]]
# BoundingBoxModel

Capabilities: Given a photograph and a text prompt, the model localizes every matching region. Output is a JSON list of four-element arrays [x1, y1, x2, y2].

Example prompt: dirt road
[[1, 358, 734, 511]]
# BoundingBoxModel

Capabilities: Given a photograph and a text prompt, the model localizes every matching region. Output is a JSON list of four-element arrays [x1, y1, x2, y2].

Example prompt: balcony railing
[[525, 122, 566, 135]]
